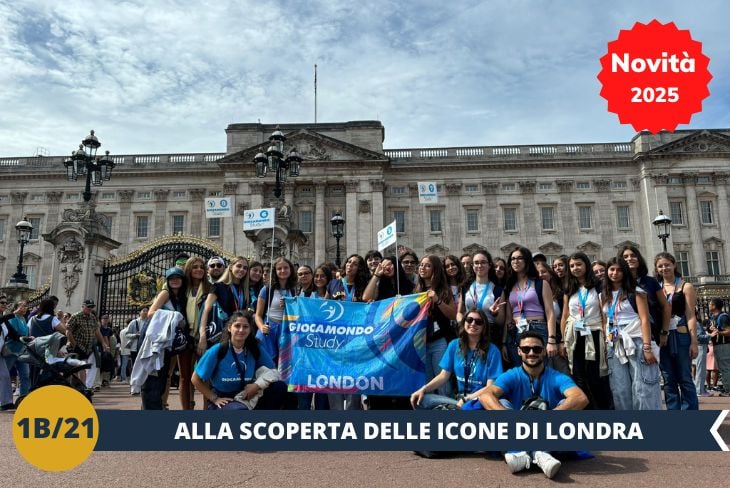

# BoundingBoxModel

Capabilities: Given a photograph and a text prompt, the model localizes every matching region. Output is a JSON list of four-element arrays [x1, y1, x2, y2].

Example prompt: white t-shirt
[[567, 287, 601, 323]]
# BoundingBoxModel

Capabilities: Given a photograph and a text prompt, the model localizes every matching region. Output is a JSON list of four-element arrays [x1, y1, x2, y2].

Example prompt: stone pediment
[[462, 243, 487, 255], [648, 130, 730, 155], [577, 241, 602, 252], [704, 236, 725, 246], [425, 244, 449, 255], [22, 252, 42, 262], [500, 242, 520, 254], [218, 129, 389, 167], [538, 241, 563, 254]]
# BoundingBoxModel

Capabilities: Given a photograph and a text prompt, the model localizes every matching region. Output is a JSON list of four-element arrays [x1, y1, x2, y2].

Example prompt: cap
[[207, 256, 226, 267], [83, 299, 96, 308], [166, 267, 185, 280]]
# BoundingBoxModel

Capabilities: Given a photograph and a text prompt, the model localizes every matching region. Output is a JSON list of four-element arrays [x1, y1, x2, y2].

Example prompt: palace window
[[466, 209, 479, 232], [299, 210, 313, 234], [677, 251, 690, 277], [29, 217, 41, 240], [172, 215, 185, 234], [503, 207, 518, 231], [669, 201, 684, 225], [706, 251, 721, 276], [394, 210, 406, 234], [700, 201, 714, 224], [136, 215, 149, 238], [616, 205, 631, 229], [540, 207, 555, 230], [430, 210, 442, 233], [578, 206, 592, 230], [208, 218, 221, 238]]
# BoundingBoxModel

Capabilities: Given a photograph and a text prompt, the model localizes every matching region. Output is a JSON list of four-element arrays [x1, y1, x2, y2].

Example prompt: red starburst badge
[[598, 19, 712, 133]]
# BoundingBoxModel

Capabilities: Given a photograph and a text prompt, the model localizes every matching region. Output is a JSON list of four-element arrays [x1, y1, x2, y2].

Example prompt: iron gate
[[98, 235, 235, 327]]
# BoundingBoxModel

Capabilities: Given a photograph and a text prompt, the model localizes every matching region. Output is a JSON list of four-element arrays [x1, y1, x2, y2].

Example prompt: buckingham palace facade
[[1, 120, 729, 289]]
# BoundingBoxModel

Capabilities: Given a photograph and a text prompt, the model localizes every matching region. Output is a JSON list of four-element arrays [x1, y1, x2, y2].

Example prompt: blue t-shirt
[[194, 342, 274, 394], [439, 339, 503, 394], [494, 366, 576, 410]]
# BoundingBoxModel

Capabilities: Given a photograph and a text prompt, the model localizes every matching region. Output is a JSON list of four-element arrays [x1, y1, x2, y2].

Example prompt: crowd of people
[[2, 244, 730, 477]]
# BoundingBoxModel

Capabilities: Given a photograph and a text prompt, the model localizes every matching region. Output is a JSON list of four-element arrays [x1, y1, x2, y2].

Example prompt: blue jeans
[[694, 343, 708, 395], [4, 354, 30, 396], [0, 358, 12, 405], [607, 337, 662, 410], [297, 392, 330, 410], [120, 354, 130, 381], [659, 330, 698, 410], [416, 393, 458, 410], [425, 338, 451, 397], [256, 320, 281, 363]]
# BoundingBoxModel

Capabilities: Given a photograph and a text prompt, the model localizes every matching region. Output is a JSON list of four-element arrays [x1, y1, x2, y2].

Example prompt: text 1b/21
[[16, 417, 94, 439]]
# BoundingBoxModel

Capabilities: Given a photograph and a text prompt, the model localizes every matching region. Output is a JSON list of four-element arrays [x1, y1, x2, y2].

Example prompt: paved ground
[[1, 382, 729, 487]]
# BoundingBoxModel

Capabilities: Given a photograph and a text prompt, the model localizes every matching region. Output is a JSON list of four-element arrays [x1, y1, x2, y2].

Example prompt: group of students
[[131, 241, 725, 417]]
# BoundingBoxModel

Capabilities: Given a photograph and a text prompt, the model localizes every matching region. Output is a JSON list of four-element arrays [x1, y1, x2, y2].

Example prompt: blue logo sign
[[220, 199, 228, 207], [260, 210, 269, 219]]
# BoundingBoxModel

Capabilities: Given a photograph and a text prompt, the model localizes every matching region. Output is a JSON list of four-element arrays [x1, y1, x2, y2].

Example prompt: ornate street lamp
[[10, 217, 33, 285], [253, 129, 302, 198], [652, 209, 672, 252], [330, 211, 345, 267], [63, 130, 115, 202]]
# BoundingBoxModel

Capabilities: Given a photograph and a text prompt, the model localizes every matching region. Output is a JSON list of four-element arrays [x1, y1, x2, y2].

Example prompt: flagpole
[[266, 215, 277, 329]]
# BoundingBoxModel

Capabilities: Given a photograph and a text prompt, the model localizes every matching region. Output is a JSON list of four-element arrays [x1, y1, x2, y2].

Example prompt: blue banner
[[279, 293, 430, 395]]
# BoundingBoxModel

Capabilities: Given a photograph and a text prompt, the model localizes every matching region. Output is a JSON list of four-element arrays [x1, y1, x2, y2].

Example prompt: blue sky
[[0, 0, 728, 157]]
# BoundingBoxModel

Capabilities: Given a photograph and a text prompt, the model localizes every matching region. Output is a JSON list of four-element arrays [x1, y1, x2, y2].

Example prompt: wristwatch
[[660, 330, 669, 336]]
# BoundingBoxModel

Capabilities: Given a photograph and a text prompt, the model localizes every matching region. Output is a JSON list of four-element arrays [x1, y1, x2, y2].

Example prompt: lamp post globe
[[11, 217, 33, 285], [652, 210, 672, 252]]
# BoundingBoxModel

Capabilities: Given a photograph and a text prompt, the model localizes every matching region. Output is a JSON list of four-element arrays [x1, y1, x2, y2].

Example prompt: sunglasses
[[464, 316, 485, 326], [209, 263, 224, 268], [0, 301, 7, 306], [519, 345, 544, 354]]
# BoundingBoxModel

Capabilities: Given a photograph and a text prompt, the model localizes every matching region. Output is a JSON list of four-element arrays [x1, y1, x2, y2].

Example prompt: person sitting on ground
[[192, 311, 285, 410], [479, 330, 589, 479]]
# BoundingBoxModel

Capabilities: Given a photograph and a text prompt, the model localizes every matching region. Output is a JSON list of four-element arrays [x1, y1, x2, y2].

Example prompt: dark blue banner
[[94, 410, 729, 452], [279, 294, 429, 395]]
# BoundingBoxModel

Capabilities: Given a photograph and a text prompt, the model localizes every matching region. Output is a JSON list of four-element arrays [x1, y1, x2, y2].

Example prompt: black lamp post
[[253, 129, 302, 198], [330, 211, 345, 268], [652, 209, 672, 252], [63, 130, 115, 202], [10, 217, 33, 285]]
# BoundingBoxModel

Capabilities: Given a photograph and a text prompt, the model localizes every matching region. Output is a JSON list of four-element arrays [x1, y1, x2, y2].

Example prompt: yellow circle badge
[[12, 385, 98, 471]]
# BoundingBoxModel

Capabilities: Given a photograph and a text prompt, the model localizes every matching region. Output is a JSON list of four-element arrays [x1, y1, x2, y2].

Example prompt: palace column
[[117, 190, 135, 255], [223, 182, 238, 252], [345, 181, 359, 256], [314, 182, 326, 265], [153, 189, 169, 237], [683, 174, 707, 275], [518, 181, 537, 249], [482, 181, 500, 253], [714, 173, 730, 273]]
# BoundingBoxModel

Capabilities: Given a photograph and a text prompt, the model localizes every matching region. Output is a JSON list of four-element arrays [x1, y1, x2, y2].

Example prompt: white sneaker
[[533, 451, 561, 479], [505, 451, 531, 473]]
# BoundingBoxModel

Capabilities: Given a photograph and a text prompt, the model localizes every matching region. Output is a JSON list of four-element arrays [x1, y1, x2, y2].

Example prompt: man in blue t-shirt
[[480, 331, 588, 479]]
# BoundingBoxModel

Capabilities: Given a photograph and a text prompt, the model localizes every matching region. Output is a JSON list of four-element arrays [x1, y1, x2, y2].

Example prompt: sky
[[0, 0, 728, 157]]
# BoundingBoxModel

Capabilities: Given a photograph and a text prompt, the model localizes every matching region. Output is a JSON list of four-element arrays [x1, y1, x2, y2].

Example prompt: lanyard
[[577, 287, 589, 318], [462, 350, 479, 394], [342, 278, 355, 302], [663, 277, 680, 305], [470, 281, 492, 312], [229, 284, 244, 311], [529, 375, 540, 397], [607, 290, 621, 325], [516, 280, 532, 318]]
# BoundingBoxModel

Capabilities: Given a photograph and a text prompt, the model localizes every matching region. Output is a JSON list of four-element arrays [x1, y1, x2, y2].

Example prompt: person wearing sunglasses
[[410, 310, 502, 410], [479, 331, 588, 478], [207, 256, 226, 283]]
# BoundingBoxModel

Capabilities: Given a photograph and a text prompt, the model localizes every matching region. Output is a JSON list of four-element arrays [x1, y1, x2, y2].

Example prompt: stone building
[[1, 121, 729, 296]]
